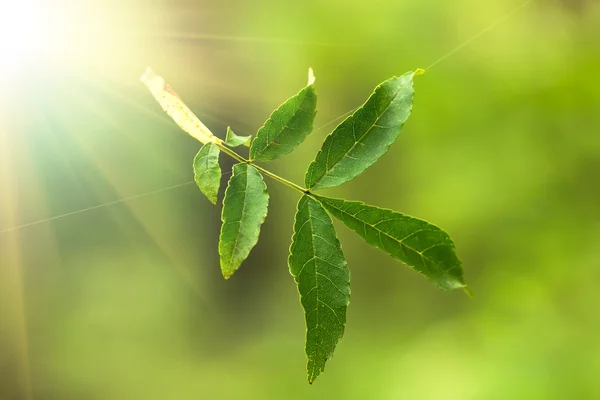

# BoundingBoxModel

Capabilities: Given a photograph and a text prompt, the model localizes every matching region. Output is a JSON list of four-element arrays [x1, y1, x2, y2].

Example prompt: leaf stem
[[216, 143, 309, 194], [216, 142, 246, 163]]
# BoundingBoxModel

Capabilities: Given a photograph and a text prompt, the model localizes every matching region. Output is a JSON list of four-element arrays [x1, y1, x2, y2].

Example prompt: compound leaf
[[193, 142, 221, 204], [289, 195, 350, 384], [305, 70, 422, 190], [219, 163, 269, 278], [314, 195, 465, 291], [225, 126, 251, 147], [249, 69, 317, 162]]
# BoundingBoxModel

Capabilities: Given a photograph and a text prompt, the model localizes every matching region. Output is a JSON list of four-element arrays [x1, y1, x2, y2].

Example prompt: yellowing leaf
[[140, 67, 219, 144]]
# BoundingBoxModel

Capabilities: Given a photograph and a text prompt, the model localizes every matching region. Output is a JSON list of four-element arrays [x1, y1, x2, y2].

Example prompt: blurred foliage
[[1, 0, 599, 398]]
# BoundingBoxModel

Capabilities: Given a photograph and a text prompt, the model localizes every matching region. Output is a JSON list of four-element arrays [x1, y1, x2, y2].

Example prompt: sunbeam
[[43, 89, 213, 303]]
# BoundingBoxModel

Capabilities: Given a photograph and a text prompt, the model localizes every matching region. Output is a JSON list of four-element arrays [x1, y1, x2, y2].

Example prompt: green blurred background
[[1, 0, 599, 398]]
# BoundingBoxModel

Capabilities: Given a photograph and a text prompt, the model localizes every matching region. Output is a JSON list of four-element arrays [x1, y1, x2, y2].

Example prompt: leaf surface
[[219, 163, 269, 278], [225, 126, 251, 147], [289, 195, 350, 384], [305, 70, 420, 190], [193, 142, 221, 204], [249, 69, 317, 161], [315, 195, 465, 290]]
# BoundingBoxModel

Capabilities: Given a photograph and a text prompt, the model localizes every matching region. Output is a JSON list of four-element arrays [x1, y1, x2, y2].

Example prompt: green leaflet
[[289, 195, 350, 384], [144, 67, 468, 384], [305, 70, 421, 190], [314, 195, 465, 291], [249, 69, 317, 162], [219, 163, 269, 278], [193, 142, 221, 204], [225, 126, 251, 147]]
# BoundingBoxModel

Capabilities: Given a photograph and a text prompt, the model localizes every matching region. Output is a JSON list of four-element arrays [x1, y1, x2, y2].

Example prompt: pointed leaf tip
[[140, 67, 164, 92], [225, 126, 251, 147], [140, 66, 154, 83], [414, 68, 425, 76], [308, 68, 316, 85]]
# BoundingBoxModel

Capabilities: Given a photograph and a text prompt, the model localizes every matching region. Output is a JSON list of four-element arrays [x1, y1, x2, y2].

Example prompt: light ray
[[0, 101, 33, 400], [42, 91, 211, 301]]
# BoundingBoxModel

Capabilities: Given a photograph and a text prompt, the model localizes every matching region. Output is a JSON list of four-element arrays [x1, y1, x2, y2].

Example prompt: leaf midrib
[[226, 167, 250, 268], [322, 200, 447, 274], [258, 91, 309, 155], [310, 78, 409, 187], [304, 199, 320, 381]]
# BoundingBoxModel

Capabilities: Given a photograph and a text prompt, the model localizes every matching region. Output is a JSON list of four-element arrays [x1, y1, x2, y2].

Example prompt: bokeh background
[[1, 0, 599, 399]]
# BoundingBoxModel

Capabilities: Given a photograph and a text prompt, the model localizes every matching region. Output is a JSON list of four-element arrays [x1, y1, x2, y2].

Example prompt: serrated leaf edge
[[289, 195, 350, 384], [314, 195, 466, 291], [249, 77, 317, 162], [218, 163, 270, 279], [305, 70, 419, 190]]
